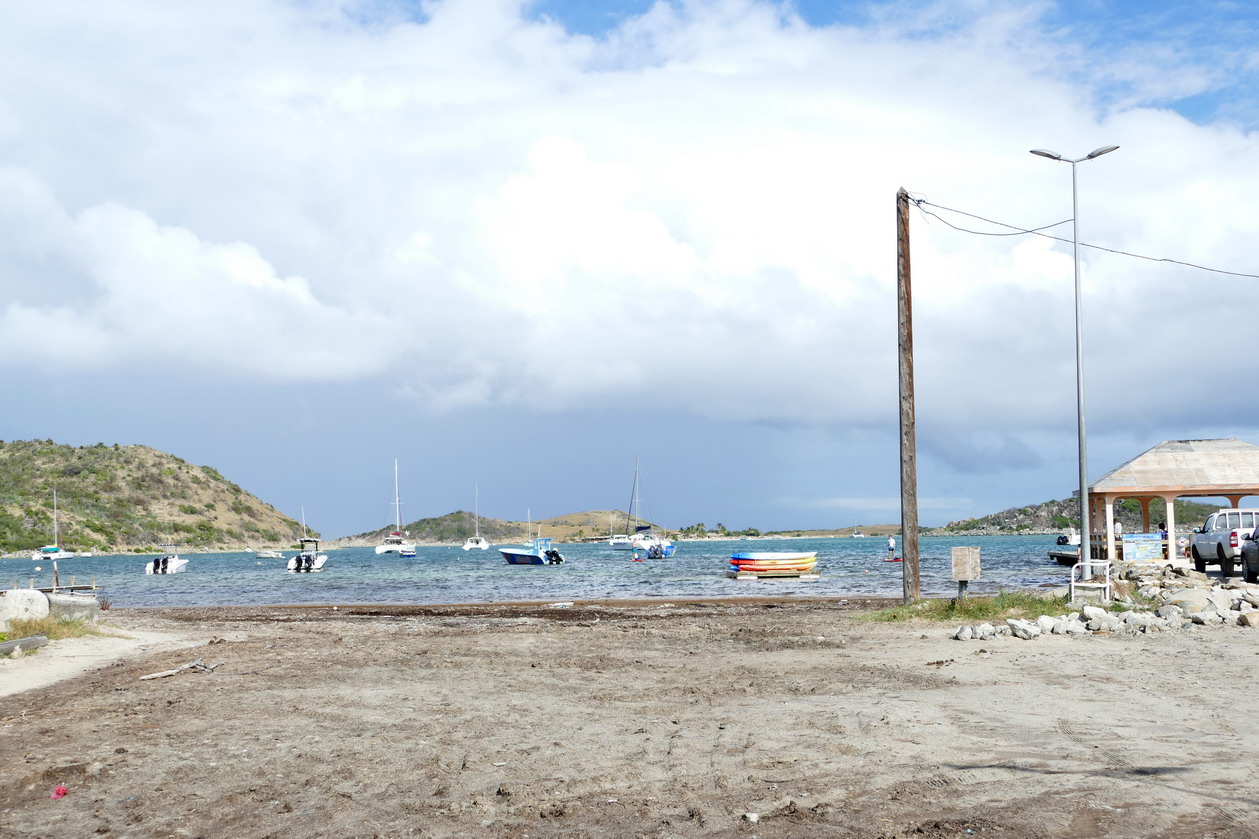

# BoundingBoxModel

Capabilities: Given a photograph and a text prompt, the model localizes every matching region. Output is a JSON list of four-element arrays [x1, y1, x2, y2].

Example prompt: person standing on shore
[[887, 535, 896, 559]]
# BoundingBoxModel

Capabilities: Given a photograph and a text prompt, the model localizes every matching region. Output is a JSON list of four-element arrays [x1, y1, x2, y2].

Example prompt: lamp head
[[1029, 149, 1062, 160], [1086, 145, 1120, 159]]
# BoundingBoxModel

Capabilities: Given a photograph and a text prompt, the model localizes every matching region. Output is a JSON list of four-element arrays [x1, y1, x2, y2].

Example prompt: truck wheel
[[1221, 558, 1235, 578], [1245, 557, 1259, 585], [1192, 546, 1206, 573]]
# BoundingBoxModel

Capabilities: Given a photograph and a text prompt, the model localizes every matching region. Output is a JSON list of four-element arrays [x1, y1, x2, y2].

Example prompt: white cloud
[[2, 0, 1257, 450]]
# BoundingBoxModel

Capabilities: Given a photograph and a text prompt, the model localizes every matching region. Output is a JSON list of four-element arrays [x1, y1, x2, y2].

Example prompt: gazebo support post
[[1164, 497, 1177, 560], [1104, 497, 1116, 561]]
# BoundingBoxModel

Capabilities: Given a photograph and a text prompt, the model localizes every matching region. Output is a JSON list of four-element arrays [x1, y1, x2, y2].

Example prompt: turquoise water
[[5, 535, 1072, 608]]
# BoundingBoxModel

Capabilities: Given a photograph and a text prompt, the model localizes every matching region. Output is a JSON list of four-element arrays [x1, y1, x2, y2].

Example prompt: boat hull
[[145, 556, 189, 574], [501, 538, 564, 565], [287, 554, 328, 572]]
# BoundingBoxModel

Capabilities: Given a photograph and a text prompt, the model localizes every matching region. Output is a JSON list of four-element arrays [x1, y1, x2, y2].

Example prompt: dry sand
[[2, 598, 1258, 838]]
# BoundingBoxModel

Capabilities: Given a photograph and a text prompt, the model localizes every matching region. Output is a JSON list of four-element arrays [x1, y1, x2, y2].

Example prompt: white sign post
[[951, 546, 981, 601]]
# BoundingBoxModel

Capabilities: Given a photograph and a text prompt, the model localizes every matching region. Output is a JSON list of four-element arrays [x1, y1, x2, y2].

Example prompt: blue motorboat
[[501, 536, 565, 565]]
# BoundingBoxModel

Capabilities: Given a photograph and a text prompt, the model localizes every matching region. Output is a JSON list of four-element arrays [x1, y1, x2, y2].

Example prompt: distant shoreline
[[1, 530, 1071, 559]]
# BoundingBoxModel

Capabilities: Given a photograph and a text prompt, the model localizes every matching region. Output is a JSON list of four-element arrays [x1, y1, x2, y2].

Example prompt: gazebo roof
[[1090, 438, 1259, 496]]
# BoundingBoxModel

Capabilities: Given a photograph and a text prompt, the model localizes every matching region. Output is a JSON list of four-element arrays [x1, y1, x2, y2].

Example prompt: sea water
[[5, 535, 1075, 609]]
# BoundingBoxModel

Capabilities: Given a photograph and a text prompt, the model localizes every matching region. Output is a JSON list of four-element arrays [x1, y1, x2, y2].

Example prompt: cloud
[[1, 0, 1257, 445]]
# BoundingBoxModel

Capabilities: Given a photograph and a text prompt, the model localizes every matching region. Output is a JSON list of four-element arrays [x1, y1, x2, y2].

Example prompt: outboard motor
[[161, 555, 169, 572], [153, 557, 161, 573]]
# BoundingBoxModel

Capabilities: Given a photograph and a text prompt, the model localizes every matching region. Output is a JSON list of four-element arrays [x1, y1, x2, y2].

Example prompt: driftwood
[[139, 658, 222, 680], [0, 635, 49, 656]]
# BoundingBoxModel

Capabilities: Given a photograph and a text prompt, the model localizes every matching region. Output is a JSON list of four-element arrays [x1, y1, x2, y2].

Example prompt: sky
[[3, 0, 1259, 537]]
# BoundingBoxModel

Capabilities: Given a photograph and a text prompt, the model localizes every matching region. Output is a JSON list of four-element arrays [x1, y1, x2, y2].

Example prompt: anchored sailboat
[[462, 484, 490, 550], [376, 460, 417, 556], [32, 488, 74, 561], [610, 459, 675, 557]]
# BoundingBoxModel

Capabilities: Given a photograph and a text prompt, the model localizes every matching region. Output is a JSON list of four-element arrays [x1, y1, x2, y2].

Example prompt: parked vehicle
[[1241, 532, 1259, 583], [1191, 509, 1259, 576]]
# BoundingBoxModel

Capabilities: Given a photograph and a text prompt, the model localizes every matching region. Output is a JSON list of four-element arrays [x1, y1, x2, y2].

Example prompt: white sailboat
[[32, 488, 74, 561], [611, 458, 676, 557], [462, 484, 490, 550], [376, 460, 417, 556]]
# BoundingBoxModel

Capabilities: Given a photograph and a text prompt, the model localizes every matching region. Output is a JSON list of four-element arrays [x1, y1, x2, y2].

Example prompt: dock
[[1048, 550, 1080, 566]]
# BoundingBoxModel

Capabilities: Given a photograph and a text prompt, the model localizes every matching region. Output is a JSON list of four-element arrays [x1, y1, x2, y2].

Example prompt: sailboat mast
[[393, 459, 402, 531], [632, 457, 641, 531], [53, 487, 60, 547], [474, 484, 480, 537], [622, 458, 641, 535]]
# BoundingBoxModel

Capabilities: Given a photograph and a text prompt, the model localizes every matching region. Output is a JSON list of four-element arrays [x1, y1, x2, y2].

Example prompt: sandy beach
[[2, 598, 1257, 838]]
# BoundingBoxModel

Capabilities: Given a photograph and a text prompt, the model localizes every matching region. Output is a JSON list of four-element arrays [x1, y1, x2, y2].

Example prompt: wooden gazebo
[[1087, 438, 1259, 559]]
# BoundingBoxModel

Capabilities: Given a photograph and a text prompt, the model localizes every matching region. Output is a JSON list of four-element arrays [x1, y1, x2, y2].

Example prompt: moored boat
[[376, 460, 417, 556], [32, 489, 74, 560], [501, 536, 565, 565], [612, 458, 676, 557], [145, 550, 189, 574], [288, 538, 328, 572], [462, 485, 490, 551]]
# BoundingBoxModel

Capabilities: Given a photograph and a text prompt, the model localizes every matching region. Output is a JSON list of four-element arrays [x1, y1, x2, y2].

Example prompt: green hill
[[333, 509, 662, 547], [0, 440, 305, 554], [927, 497, 1220, 536]]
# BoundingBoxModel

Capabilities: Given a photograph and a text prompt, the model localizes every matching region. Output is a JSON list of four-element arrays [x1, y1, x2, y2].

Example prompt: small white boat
[[145, 551, 189, 574], [632, 533, 675, 558], [376, 460, 417, 556], [463, 485, 490, 551], [254, 548, 284, 559], [1056, 528, 1081, 546], [288, 538, 328, 572]]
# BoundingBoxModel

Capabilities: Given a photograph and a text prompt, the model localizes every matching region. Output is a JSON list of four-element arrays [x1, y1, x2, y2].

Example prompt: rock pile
[[952, 563, 1259, 641]]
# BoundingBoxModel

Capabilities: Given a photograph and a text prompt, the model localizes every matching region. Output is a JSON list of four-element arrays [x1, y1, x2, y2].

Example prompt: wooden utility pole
[[897, 188, 920, 603]]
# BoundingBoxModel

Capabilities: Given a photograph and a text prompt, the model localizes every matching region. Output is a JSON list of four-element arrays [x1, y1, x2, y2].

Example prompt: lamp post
[[1029, 145, 1118, 570]]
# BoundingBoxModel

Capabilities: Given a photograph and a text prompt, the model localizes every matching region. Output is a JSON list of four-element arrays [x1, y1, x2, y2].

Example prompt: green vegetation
[[0, 440, 304, 553], [6, 615, 113, 641], [864, 592, 1071, 623], [932, 497, 1222, 536]]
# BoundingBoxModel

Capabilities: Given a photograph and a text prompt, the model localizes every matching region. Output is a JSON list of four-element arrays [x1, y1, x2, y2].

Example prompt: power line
[[909, 195, 1259, 279]]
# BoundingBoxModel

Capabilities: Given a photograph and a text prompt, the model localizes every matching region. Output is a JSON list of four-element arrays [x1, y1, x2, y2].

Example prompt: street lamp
[[1029, 145, 1119, 569]]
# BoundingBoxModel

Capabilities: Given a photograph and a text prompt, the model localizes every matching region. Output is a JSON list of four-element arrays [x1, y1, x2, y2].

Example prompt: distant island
[[0, 439, 1227, 555], [927, 497, 1219, 536]]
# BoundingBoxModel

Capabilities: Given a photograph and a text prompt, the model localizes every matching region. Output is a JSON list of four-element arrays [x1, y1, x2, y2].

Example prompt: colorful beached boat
[[728, 551, 818, 578]]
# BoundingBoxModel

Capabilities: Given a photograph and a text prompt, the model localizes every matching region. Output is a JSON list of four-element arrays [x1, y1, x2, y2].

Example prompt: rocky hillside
[[0, 440, 304, 553], [928, 497, 1219, 536], [333, 509, 663, 547]]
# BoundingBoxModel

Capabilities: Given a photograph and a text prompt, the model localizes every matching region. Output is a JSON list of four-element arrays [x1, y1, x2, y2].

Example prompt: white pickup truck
[[1191, 508, 1259, 577]]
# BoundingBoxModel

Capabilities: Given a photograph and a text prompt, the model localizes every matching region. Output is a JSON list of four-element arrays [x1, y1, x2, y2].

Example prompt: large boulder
[[0, 590, 50, 631], [1165, 589, 1211, 615]]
